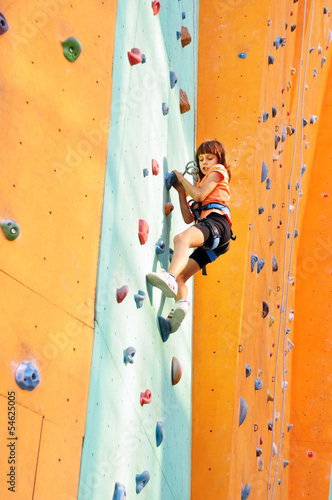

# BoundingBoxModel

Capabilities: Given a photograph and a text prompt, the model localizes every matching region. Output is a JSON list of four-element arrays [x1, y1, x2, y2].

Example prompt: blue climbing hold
[[258, 206, 264, 214], [155, 240, 165, 254], [169, 247, 174, 262], [246, 363, 252, 377], [266, 178, 271, 190], [313, 68, 317, 77], [324, 6, 328, 14], [255, 378, 263, 390], [143, 168, 149, 177], [170, 71, 178, 89], [0, 12, 9, 34], [176, 30, 181, 39], [257, 258, 265, 274], [134, 290, 146, 308], [238, 52, 247, 59], [182, 11, 186, 19], [261, 161, 268, 182], [162, 102, 169, 115], [301, 165, 306, 176], [322, 57, 327, 68], [165, 171, 177, 190], [239, 397, 248, 426], [251, 254, 258, 272], [284, 460, 289, 468], [158, 315, 171, 342], [136, 471, 150, 493], [112, 482, 126, 500], [156, 421, 165, 447], [268, 55, 274, 65], [15, 362, 40, 391], [241, 483, 251, 499], [263, 112, 269, 122], [123, 346, 136, 365]]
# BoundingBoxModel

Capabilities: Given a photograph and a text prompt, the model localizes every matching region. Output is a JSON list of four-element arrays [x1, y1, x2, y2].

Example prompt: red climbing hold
[[128, 48, 144, 66], [140, 389, 152, 406], [139, 219, 149, 245], [117, 285, 129, 303], [152, 159, 159, 175], [151, 0, 161, 15], [181, 26, 192, 47], [164, 202, 174, 216]]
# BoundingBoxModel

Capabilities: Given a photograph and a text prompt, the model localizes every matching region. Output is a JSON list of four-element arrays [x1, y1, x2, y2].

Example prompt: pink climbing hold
[[138, 219, 149, 245], [152, 159, 159, 175], [128, 48, 145, 66], [151, 0, 161, 15], [140, 389, 152, 406], [117, 285, 129, 303], [172, 357, 182, 385], [164, 202, 174, 216]]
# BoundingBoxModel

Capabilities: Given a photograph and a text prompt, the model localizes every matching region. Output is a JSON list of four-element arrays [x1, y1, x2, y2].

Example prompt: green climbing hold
[[1, 220, 20, 241], [62, 37, 82, 62]]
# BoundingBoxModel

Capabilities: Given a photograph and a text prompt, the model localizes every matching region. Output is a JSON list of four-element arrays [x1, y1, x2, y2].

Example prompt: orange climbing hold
[[128, 48, 145, 66], [152, 159, 159, 175], [181, 26, 192, 47], [138, 219, 149, 245], [172, 357, 183, 385], [164, 202, 174, 216], [180, 89, 191, 114]]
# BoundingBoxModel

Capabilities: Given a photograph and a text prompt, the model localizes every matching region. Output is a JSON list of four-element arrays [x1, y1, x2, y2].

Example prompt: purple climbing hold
[[239, 397, 248, 426], [136, 471, 150, 493], [261, 161, 268, 182], [123, 346, 136, 365], [257, 258, 265, 274], [156, 421, 165, 447], [241, 483, 251, 500], [0, 12, 9, 34], [112, 482, 126, 500]]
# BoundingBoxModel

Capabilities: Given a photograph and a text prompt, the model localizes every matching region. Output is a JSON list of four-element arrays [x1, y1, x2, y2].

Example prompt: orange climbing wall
[[192, 0, 332, 499], [0, 2, 117, 499]]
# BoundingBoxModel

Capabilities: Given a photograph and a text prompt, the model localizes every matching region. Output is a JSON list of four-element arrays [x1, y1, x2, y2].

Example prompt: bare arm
[[173, 169, 223, 202], [173, 182, 195, 224]]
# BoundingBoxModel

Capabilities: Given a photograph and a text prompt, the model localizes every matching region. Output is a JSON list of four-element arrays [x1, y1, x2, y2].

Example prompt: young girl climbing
[[147, 140, 232, 333]]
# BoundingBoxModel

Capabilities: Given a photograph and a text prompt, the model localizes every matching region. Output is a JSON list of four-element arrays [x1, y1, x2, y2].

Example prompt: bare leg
[[175, 258, 201, 301], [168, 225, 205, 278]]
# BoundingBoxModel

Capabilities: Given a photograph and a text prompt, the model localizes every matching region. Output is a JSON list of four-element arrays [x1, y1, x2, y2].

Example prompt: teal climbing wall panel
[[78, 1, 198, 498]]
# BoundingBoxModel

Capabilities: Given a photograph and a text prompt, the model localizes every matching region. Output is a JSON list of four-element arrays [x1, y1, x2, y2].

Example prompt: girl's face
[[198, 153, 219, 175]]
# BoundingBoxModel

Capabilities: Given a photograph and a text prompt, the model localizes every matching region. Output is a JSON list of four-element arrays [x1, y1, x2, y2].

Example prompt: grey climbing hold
[[246, 363, 252, 377], [156, 421, 165, 447], [287, 424, 293, 432], [1, 219, 20, 241], [275, 134, 281, 149], [162, 102, 169, 115], [324, 6, 328, 13], [261, 161, 268, 182], [241, 483, 251, 500], [274, 36, 285, 49], [268, 421, 273, 430], [258, 206, 264, 215], [134, 290, 146, 308], [272, 106, 277, 117], [272, 203, 276, 209], [313, 68, 317, 77], [136, 471, 150, 493], [266, 178, 271, 190], [262, 301, 269, 318], [303, 118, 308, 127], [15, 361, 40, 391], [112, 482, 126, 500], [284, 461, 289, 468], [239, 397, 248, 426], [251, 254, 258, 272], [238, 52, 247, 59], [257, 258, 265, 274], [170, 71, 178, 89], [143, 168, 149, 177], [291, 24, 296, 31], [155, 240, 165, 254], [255, 378, 263, 390], [294, 229, 299, 238], [263, 112, 269, 122], [310, 115, 318, 124], [0, 12, 9, 34], [268, 55, 274, 65], [256, 448, 263, 456], [123, 346, 136, 365], [281, 125, 287, 142], [322, 57, 327, 68], [272, 256, 278, 272]]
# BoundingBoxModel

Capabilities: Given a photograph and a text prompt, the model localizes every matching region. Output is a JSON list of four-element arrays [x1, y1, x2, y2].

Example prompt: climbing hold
[[117, 285, 129, 303], [155, 240, 165, 255], [303, 118, 308, 127], [152, 159, 160, 175], [289, 204, 295, 211], [62, 37, 82, 62], [158, 315, 171, 342], [0, 12, 9, 34], [291, 67, 296, 75], [288, 339, 294, 353], [172, 357, 183, 385], [156, 421, 165, 447], [275, 134, 281, 149], [281, 125, 287, 142], [272, 256, 278, 272], [268, 55, 274, 65], [313, 68, 317, 77], [269, 238, 275, 246], [239, 397, 248, 426], [143, 168, 149, 177], [258, 458, 264, 471], [162, 102, 169, 115], [140, 389, 152, 406], [274, 36, 285, 49], [165, 171, 177, 190], [1, 220, 20, 241], [123, 346, 136, 365], [310, 115, 318, 124], [262, 301, 269, 318], [294, 229, 299, 238], [182, 11, 186, 19], [263, 112, 269, 122], [127, 48, 146, 65], [288, 424, 293, 432], [322, 57, 327, 68], [266, 178, 271, 190], [136, 471, 150, 493], [246, 363, 252, 377], [169, 247, 174, 262], [138, 219, 149, 244], [291, 24, 296, 31], [268, 421, 273, 430], [181, 26, 192, 47], [15, 362, 40, 391], [261, 161, 268, 182], [282, 381, 288, 391], [272, 106, 277, 117], [176, 30, 181, 40], [238, 52, 247, 59], [251, 254, 258, 272], [165, 202, 174, 216], [256, 448, 263, 457], [258, 206, 264, 215], [308, 451, 313, 457], [241, 483, 251, 500], [267, 389, 274, 402], [289, 311, 295, 322], [170, 71, 178, 89], [151, 0, 161, 15], [324, 6, 328, 14], [257, 258, 265, 274], [179, 89, 191, 114], [134, 290, 146, 309], [112, 482, 126, 500], [269, 316, 275, 327], [272, 443, 278, 456], [255, 378, 263, 390]]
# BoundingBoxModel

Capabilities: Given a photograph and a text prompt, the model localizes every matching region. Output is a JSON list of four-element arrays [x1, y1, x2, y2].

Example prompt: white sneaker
[[146, 271, 178, 298], [166, 300, 190, 333]]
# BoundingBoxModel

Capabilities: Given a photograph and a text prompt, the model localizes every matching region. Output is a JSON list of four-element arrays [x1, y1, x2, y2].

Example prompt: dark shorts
[[190, 213, 232, 269]]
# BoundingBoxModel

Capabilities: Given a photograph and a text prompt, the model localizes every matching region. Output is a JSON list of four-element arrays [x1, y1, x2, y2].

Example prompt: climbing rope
[[267, 0, 315, 497]]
